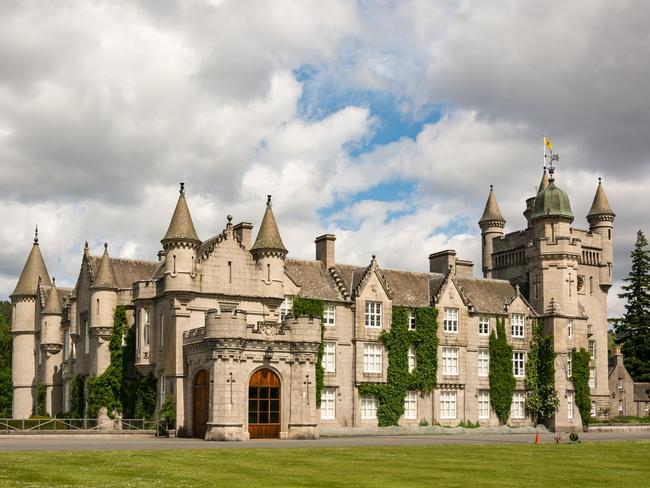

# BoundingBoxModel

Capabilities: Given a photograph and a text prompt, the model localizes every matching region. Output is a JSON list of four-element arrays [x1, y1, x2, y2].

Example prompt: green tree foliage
[[135, 373, 157, 420], [0, 301, 12, 417], [69, 374, 85, 419], [614, 230, 650, 381], [292, 296, 325, 407], [120, 326, 138, 417], [87, 305, 127, 417], [571, 348, 592, 429], [359, 306, 438, 427], [489, 318, 515, 424], [160, 395, 176, 429], [36, 383, 48, 417], [524, 320, 559, 424]]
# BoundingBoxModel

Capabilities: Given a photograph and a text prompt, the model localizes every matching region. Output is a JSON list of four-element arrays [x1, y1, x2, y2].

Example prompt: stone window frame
[[321, 388, 336, 420], [442, 347, 459, 376], [511, 392, 526, 419], [443, 307, 459, 334], [478, 349, 489, 377], [361, 394, 377, 419], [511, 314, 525, 338], [478, 390, 490, 419], [440, 391, 457, 419], [322, 341, 336, 373], [589, 367, 596, 388], [279, 296, 293, 322], [404, 391, 417, 420], [512, 351, 525, 377], [364, 301, 382, 328], [363, 343, 382, 374], [323, 304, 336, 327], [479, 317, 490, 336], [408, 311, 416, 330], [408, 345, 416, 373]]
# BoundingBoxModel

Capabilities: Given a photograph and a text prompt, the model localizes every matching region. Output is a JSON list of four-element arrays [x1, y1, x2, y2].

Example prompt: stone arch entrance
[[248, 368, 281, 438], [192, 369, 209, 439]]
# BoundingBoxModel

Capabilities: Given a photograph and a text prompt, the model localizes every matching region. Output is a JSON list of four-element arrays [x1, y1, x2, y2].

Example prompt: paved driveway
[[0, 431, 648, 451]]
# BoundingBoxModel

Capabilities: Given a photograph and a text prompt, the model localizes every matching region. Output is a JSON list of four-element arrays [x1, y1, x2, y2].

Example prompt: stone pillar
[[205, 358, 247, 441]]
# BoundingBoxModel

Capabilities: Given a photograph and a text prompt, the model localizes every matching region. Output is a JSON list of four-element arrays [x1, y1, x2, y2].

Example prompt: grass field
[[0, 441, 648, 487]]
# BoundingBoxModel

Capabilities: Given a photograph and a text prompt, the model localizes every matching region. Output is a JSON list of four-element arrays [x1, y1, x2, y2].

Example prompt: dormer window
[[365, 302, 382, 328], [511, 314, 525, 338], [443, 308, 459, 333]]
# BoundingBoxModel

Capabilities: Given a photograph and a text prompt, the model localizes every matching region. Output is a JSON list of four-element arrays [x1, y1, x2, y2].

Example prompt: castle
[[10, 166, 615, 439]]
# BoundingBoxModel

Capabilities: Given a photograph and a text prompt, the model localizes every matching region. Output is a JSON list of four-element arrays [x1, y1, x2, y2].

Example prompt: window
[[323, 342, 336, 373], [404, 391, 417, 420], [323, 304, 336, 327], [567, 319, 573, 338], [511, 314, 525, 338], [442, 347, 459, 376], [478, 391, 490, 419], [567, 392, 574, 419], [479, 317, 489, 336], [84, 319, 89, 355], [618, 379, 623, 389], [159, 375, 165, 405], [618, 399, 623, 412], [159, 313, 164, 348], [440, 391, 457, 419], [144, 310, 150, 346], [363, 343, 382, 373], [567, 355, 572, 378], [408, 312, 416, 330], [478, 349, 489, 377], [279, 296, 293, 322], [588, 340, 595, 359], [512, 351, 525, 377], [365, 302, 382, 328], [361, 394, 377, 419], [443, 308, 459, 333], [511, 392, 525, 419], [591, 402, 597, 417], [321, 388, 336, 420], [589, 368, 596, 388], [408, 346, 416, 373]]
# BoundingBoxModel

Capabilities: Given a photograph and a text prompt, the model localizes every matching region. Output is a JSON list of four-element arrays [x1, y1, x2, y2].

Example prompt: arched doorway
[[248, 369, 281, 438], [193, 370, 209, 439]]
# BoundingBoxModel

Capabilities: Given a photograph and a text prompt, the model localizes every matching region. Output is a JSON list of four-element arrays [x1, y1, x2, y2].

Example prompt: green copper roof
[[531, 180, 574, 221], [251, 195, 287, 254], [162, 183, 200, 244]]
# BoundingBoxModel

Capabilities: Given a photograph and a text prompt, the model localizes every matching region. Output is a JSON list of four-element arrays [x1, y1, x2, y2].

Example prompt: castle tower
[[161, 183, 201, 292], [40, 279, 63, 415], [250, 195, 288, 298], [586, 178, 615, 287], [524, 169, 550, 227], [90, 243, 118, 376], [478, 185, 506, 278], [10, 227, 51, 418]]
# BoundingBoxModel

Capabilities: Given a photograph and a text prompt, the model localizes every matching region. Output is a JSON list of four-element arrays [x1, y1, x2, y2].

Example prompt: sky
[[1, 0, 648, 318]]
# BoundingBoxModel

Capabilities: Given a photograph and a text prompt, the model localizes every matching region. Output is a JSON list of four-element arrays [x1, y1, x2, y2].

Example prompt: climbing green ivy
[[292, 296, 325, 408], [69, 374, 85, 419], [571, 348, 592, 429], [524, 319, 559, 424], [359, 306, 438, 427], [489, 318, 515, 424], [36, 382, 48, 417]]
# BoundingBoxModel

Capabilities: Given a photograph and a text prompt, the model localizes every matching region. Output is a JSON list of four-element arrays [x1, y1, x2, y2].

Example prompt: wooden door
[[193, 370, 209, 439], [248, 369, 281, 438]]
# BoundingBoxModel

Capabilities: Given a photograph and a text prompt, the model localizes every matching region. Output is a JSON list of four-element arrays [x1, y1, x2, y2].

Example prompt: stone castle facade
[[10, 168, 616, 439]]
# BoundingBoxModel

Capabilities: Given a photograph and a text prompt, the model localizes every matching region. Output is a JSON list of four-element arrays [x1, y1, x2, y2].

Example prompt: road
[[0, 431, 648, 451]]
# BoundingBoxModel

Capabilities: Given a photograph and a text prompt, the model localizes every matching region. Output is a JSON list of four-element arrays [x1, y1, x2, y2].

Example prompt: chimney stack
[[429, 249, 457, 274], [315, 234, 336, 269], [234, 222, 254, 249]]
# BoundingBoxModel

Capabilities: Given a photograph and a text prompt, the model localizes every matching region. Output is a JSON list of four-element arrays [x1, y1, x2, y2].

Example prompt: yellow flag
[[544, 136, 553, 152]]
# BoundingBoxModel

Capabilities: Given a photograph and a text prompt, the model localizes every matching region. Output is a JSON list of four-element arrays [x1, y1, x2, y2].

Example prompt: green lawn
[[0, 441, 648, 487]]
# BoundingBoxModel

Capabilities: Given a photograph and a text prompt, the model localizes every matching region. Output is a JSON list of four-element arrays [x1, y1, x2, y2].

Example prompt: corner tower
[[90, 243, 118, 376], [586, 178, 615, 287], [10, 227, 51, 418], [251, 195, 287, 296], [479, 185, 506, 278], [161, 183, 201, 292], [40, 279, 63, 415]]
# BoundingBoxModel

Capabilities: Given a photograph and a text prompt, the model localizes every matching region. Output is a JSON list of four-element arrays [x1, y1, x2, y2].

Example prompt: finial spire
[[267, 195, 272, 206], [180, 182, 185, 194], [104, 242, 108, 253], [34, 225, 39, 245], [52, 276, 56, 287]]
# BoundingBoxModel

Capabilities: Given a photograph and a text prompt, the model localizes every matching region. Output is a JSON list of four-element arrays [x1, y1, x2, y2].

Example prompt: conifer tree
[[489, 319, 515, 424], [614, 230, 650, 381]]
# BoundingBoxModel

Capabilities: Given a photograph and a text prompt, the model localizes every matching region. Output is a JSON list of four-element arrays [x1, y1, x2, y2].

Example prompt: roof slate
[[455, 277, 517, 314], [587, 180, 615, 217], [162, 189, 200, 243], [285, 259, 341, 301], [11, 243, 52, 296], [633, 383, 650, 402], [89, 256, 159, 289], [251, 198, 287, 253]]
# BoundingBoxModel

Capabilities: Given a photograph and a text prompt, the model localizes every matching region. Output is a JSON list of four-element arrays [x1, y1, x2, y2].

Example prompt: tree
[[524, 320, 559, 424], [614, 230, 650, 381], [489, 319, 515, 424], [572, 348, 592, 429]]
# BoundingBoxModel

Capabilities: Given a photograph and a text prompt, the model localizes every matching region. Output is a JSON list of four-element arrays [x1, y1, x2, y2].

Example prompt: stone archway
[[192, 369, 209, 439], [248, 368, 281, 438]]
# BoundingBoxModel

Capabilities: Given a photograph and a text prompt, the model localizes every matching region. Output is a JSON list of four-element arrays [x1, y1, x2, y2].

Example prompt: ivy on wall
[[87, 305, 127, 417], [489, 318, 515, 424], [571, 348, 592, 429], [36, 382, 48, 417], [292, 296, 325, 408], [359, 306, 438, 427], [524, 319, 559, 424], [69, 374, 85, 419]]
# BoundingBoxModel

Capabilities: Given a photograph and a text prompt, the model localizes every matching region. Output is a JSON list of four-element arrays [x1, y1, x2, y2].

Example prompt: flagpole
[[543, 134, 546, 170]]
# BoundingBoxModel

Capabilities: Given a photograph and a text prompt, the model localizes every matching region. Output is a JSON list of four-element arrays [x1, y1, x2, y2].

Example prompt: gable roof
[[285, 259, 341, 301], [634, 383, 650, 402], [88, 255, 159, 289], [454, 277, 518, 315]]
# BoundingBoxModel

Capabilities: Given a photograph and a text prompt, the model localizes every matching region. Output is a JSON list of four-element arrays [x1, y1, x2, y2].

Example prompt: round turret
[[530, 180, 574, 222]]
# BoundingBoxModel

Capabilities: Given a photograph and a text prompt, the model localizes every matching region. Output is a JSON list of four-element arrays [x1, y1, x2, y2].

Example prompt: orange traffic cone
[[535, 432, 541, 445]]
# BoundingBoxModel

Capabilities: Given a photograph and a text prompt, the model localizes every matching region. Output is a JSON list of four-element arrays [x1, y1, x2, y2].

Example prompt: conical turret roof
[[251, 195, 287, 254], [43, 280, 61, 315], [11, 228, 51, 297], [538, 169, 550, 193], [587, 178, 615, 218], [478, 186, 506, 225], [161, 183, 200, 245], [92, 243, 117, 289]]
